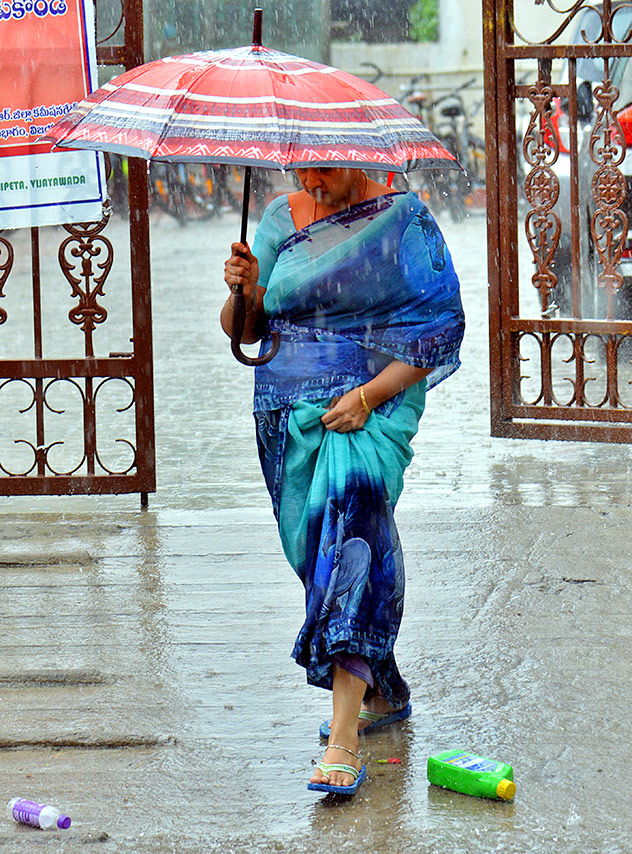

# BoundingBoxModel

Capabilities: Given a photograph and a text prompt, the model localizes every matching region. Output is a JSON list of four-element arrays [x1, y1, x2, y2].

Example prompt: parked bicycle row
[[362, 63, 486, 222], [106, 157, 276, 225], [402, 76, 486, 222]]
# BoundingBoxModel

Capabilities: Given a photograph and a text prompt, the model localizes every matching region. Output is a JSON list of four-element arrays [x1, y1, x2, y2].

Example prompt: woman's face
[[295, 167, 360, 206]]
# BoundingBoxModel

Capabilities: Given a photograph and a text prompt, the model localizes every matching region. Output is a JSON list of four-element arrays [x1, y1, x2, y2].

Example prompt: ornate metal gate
[[485, 0, 632, 441], [0, 0, 155, 502]]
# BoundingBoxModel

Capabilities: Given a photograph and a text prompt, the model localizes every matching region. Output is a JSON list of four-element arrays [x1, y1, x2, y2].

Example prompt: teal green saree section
[[256, 382, 426, 705]]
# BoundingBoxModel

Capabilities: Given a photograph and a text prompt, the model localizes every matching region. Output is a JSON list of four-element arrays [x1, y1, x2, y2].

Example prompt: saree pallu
[[252, 192, 464, 705]]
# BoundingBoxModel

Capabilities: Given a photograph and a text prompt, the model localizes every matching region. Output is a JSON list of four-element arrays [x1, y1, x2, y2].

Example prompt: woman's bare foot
[[309, 742, 361, 788], [310, 665, 365, 788], [358, 693, 408, 730]]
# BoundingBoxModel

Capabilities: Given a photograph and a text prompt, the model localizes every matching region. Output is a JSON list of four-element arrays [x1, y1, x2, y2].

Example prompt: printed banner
[[0, 0, 105, 228]]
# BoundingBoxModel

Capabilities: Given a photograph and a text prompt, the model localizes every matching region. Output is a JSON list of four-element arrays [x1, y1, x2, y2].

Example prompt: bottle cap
[[496, 778, 516, 801], [57, 815, 71, 829]]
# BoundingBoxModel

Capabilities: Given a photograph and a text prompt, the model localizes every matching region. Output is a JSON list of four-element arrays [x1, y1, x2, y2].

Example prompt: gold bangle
[[359, 385, 371, 415]]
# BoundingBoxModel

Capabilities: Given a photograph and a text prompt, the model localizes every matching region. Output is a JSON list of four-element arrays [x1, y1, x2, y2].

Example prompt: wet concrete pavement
[[1, 209, 631, 852]]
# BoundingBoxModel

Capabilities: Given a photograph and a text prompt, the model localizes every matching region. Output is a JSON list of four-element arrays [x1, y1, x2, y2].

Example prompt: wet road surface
[[1, 208, 631, 852]]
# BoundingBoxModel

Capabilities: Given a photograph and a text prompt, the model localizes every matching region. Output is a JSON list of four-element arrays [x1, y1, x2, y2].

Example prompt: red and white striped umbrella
[[43, 46, 456, 174], [43, 10, 460, 368]]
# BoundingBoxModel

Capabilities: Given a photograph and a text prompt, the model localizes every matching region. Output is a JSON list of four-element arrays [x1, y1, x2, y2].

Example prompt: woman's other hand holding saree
[[321, 388, 369, 433], [321, 362, 431, 433]]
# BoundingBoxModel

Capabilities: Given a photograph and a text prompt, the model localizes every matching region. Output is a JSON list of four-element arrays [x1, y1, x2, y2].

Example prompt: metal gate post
[[128, 155, 156, 507], [483, 0, 504, 436]]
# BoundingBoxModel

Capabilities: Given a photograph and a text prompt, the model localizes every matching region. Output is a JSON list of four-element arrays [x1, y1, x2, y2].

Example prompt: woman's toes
[[329, 770, 352, 787], [314, 745, 360, 787], [310, 768, 327, 784]]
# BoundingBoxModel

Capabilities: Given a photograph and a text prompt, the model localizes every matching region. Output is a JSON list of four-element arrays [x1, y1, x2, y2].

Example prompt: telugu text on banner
[[0, 0, 105, 228]]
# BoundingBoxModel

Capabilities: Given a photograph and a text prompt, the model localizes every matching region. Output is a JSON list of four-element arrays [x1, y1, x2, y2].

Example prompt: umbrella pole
[[239, 165, 251, 245], [228, 5, 280, 367], [230, 165, 280, 366]]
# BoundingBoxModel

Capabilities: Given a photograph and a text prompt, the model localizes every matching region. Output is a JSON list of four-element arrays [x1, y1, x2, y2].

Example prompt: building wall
[[142, 0, 331, 62], [330, 2, 568, 127]]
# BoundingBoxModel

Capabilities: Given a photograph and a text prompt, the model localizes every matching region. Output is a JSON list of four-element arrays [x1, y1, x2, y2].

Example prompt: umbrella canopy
[[43, 46, 457, 173], [42, 9, 461, 368]]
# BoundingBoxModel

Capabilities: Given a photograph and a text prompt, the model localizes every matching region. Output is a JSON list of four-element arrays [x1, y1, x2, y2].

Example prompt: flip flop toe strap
[[317, 761, 359, 781], [358, 709, 387, 723]]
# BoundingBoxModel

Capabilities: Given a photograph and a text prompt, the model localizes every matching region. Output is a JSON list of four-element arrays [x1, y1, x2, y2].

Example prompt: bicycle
[[401, 76, 486, 221], [148, 162, 221, 225], [149, 163, 273, 225]]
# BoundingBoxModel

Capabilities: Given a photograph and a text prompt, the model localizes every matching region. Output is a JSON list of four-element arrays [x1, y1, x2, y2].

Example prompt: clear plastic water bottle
[[7, 798, 71, 829]]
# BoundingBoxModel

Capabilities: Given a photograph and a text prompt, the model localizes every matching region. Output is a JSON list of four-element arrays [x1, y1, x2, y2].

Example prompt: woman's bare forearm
[[320, 359, 429, 432], [362, 360, 430, 410], [220, 286, 267, 344]]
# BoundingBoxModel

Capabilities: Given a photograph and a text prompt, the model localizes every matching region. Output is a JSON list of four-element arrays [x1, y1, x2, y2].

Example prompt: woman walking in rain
[[222, 166, 464, 795]]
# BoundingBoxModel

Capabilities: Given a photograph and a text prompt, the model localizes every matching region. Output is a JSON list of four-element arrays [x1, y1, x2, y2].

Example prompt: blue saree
[[252, 191, 464, 707]]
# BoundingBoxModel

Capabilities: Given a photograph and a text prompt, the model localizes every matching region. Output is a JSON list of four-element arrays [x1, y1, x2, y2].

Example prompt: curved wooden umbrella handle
[[229, 161, 280, 366], [230, 290, 281, 366]]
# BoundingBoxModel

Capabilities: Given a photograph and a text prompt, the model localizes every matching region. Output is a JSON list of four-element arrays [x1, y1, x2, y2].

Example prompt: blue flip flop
[[319, 701, 412, 739], [307, 762, 367, 795]]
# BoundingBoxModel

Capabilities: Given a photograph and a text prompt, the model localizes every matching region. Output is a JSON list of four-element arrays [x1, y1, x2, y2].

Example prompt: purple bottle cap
[[57, 815, 71, 829]]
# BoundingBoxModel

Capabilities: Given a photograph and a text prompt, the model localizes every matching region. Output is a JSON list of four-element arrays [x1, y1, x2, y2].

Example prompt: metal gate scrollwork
[[523, 75, 562, 311], [590, 65, 627, 307]]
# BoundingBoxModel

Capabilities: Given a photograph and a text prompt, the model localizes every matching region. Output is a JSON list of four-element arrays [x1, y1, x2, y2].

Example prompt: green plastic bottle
[[427, 749, 516, 801]]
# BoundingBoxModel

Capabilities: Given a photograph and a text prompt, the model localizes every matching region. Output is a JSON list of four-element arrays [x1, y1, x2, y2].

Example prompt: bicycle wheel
[[166, 171, 189, 226], [445, 170, 471, 223]]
